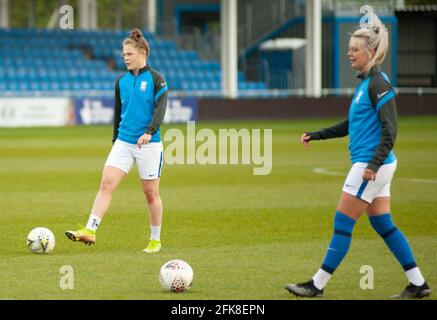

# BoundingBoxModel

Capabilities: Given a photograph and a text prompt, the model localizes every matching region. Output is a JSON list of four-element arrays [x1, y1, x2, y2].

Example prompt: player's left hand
[[137, 133, 152, 149], [363, 168, 376, 181]]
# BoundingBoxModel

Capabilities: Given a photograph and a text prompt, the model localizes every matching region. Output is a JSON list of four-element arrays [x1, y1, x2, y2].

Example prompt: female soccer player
[[66, 29, 168, 253], [285, 15, 431, 298]]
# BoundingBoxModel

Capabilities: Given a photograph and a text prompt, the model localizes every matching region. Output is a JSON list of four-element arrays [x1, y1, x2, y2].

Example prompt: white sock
[[406, 267, 425, 286], [150, 225, 161, 241], [85, 214, 101, 232], [312, 269, 332, 290]]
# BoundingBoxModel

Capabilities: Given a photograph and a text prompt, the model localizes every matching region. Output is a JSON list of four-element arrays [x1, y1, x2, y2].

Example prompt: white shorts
[[105, 139, 163, 180], [342, 161, 397, 203]]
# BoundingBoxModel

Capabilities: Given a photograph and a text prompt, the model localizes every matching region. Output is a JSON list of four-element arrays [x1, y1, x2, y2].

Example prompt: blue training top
[[113, 65, 168, 144], [348, 69, 397, 165]]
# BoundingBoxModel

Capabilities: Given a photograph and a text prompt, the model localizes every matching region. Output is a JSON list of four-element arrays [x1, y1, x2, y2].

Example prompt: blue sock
[[320, 211, 356, 274], [369, 214, 417, 271]]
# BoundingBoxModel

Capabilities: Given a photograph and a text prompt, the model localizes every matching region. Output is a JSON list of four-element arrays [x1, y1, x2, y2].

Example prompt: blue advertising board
[[75, 96, 198, 125]]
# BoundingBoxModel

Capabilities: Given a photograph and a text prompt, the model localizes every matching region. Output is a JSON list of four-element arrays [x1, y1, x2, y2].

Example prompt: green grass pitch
[[0, 116, 436, 300]]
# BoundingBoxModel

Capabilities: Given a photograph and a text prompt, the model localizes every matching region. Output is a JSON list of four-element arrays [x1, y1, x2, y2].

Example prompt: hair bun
[[130, 29, 143, 41]]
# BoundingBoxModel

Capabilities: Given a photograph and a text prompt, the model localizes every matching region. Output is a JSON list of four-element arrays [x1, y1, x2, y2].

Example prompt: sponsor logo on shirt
[[140, 81, 147, 92]]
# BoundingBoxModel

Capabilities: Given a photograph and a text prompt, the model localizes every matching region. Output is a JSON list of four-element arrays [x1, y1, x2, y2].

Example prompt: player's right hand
[[301, 133, 311, 147], [137, 133, 151, 149]]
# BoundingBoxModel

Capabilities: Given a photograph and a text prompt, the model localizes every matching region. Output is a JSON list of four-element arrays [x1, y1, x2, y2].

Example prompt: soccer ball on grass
[[27, 227, 55, 254], [159, 259, 193, 292]]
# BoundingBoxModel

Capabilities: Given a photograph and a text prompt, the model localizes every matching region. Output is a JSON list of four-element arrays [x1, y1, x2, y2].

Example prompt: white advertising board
[[0, 98, 73, 127]]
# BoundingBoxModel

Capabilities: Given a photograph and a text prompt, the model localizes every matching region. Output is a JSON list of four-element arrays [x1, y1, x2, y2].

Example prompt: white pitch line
[[313, 167, 437, 184], [398, 178, 437, 184], [313, 167, 344, 176]]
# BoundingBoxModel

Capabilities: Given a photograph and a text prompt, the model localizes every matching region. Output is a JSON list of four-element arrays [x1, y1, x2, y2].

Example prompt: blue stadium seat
[[50, 81, 61, 91], [202, 71, 214, 82], [238, 82, 250, 90], [60, 82, 71, 91], [212, 72, 221, 82], [210, 82, 221, 90], [181, 82, 191, 91], [179, 59, 191, 69], [185, 70, 197, 81], [169, 78, 180, 90], [29, 81, 41, 91], [82, 81, 92, 90], [156, 40, 175, 50], [18, 82, 30, 91], [182, 51, 199, 60], [40, 81, 51, 91], [199, 82, 210, 91], [256, 82, 267, 89], [72, 82, 84, 90], [175, 70, 185, 81]]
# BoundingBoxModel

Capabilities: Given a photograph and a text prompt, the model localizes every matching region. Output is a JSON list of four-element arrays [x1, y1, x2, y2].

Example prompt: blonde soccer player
[[285, 14, 431, 299]]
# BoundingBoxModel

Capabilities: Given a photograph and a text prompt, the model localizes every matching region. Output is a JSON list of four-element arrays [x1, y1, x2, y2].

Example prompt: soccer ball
[[27, 227, 55, 254], [159, 259, 193, 293]]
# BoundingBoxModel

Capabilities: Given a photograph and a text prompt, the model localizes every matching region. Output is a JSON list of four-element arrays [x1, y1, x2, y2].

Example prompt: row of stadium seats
[[93, 47, 198, 60], [1, 37, 174, 51], [0, 72, 119, 82], [2, 55, 222, 80], [0, 28, 154, 42], [0, 58, 108, 69], [0, 78, 268, 93], [0, 80, 266, 92], [0, 81, 115, 91], [114, 57, 220, 71], [1, 49, 211, 67], [1, 75, 234, 88], [0, 67, 234, 83], [179, 81, 267, 91], [0, 48, 85, 58], [0, 28, 142, 38], [1, 47, 207, 61]]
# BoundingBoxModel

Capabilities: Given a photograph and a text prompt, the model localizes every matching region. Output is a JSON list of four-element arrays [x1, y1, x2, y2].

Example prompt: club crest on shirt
[[140, 81, 147, 92]]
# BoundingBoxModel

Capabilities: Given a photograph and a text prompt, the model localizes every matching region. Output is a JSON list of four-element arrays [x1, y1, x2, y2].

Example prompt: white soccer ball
[[159, 259, 193, 293], [27, 227, 55, 254]]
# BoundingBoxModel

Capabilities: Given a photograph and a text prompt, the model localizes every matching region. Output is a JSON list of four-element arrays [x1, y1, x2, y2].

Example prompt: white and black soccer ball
[[159, 259, 193, 293], [27, 227, 55, 254]]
